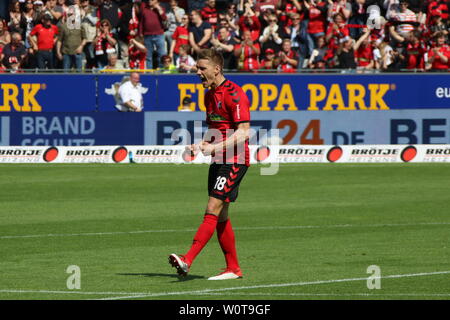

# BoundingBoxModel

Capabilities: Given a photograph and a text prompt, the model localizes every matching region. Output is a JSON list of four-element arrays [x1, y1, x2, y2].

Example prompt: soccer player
[[169, 49, 251, 280]]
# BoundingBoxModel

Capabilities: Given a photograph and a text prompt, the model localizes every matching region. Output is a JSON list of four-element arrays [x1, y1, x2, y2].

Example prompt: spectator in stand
[[80, 0, 98, 69], [390, 0, 417, 36], [118, 0, 141, 69], [337, 37, 356, 69], [255, 0, 279, 17], [0, 20, 11, 51], [56, 5, 86, 72], [8, 0, 22, 33], [327, 0, 352, 22], [353, 28, 375, 70], [260, 47, 276, 69], [277, 38, 299, 72], [102, 52, 124, 70], [20, 0, 40, 51], [280, 12, 306, 68], [221, 3, 240, 33], [303, 0, 328, 56], [0, 32, 27, 72], [201, 0, 218, 31], [258, 13, 282, 54], [164, 0, 185, 57], [234, 29, 261, 71], [373, 40, 395, 70], [188, 9, 212, 56], [390, 26, 427, 70], [176, 43, 196, 72], [42, 0, 64, 26], [94, 18, 117, 68], [258, 7, 276, 30], [169, 13, 189, 62], [56, 0, 70, 18], [215, 18, 240, 43], [210, 26, 237, 70], [278, 0, 302, 27], [29, 13, 59, 69], [238, 0, 256, 14], [128, 35, 147, 69], [426, 32, 450, 71], [159, 54, 177, 73], [33, 1, 46, 20], [139, 0, 167, 69], [238, 1, 262, 42], [349, 0, 368, 40], [98, 0, 122, 34], [308, 35, 329, 68], [429, 13, 449, 38], [325, 12, 350, 66]]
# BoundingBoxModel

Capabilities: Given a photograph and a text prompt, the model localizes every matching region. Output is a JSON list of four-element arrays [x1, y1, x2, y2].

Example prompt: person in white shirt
[[116, 72, 143, 112]]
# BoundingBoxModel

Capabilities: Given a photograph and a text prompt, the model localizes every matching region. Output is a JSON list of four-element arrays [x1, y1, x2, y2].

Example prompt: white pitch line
[[98, 270, 450, 300], [1, 222, 449, 240], [1, 271, 448, 299], [194, 292, 450, 297], [0, 289, 142, 296]]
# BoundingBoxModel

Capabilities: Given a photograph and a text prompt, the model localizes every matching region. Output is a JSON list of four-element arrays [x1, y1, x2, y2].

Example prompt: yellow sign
[[0, 84, 42, 112], [178, 82, 391, 111]]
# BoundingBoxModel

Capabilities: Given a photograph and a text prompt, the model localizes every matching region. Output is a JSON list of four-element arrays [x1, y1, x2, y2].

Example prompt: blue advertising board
[[0, 74, 449, 112], [159, 73, 450, 112], [1, 109, 450, 146], [0, 113, 144, 146], [144, 109, 450, 145], [0, 74, 97, 112]]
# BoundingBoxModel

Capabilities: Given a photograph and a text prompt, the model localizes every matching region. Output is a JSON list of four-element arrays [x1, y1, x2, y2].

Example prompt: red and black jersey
[[406, 41, 427, 69], [427, 0, 449, 20], [201, 6, 218, 30], [204, 79, 251, 166]]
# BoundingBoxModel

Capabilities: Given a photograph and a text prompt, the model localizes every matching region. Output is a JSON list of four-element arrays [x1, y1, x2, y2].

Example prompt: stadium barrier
[[0, 145, 449, 164], [0, 73, 449, 112]]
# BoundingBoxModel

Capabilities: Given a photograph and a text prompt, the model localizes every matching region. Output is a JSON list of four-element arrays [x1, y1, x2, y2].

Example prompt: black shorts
[[208, 163, 248, 203]]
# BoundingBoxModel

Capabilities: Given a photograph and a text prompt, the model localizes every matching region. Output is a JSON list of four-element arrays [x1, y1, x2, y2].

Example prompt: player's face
[[196, 59, 219, 88]]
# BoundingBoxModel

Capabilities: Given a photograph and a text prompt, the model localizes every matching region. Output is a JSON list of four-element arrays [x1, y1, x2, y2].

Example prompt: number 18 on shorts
[[208, 164, 248, 203]]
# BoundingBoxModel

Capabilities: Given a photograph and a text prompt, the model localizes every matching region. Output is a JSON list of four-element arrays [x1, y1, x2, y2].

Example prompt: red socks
[[184, 214, 218, 266], [216, 219, 240, 270], [184, 214, 240, 270]]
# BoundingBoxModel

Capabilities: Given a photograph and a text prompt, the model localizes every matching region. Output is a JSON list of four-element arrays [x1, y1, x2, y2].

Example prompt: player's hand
[[200, 142, 215, 156], [186, 144, 200, 156]]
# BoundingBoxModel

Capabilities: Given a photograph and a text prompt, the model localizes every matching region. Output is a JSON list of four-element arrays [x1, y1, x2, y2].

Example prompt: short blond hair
[[197, 49, 224, 72]]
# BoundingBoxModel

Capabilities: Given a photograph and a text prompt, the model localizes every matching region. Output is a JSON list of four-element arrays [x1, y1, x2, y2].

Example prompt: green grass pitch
[[0, 163, 449, 300]]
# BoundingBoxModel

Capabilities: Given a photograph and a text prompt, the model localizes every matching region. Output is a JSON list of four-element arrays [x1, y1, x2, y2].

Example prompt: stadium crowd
[[0, 0, 449, 73]]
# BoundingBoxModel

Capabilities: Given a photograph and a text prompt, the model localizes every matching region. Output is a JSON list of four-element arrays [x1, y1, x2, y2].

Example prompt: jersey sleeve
[[226, 85, 250, 124]]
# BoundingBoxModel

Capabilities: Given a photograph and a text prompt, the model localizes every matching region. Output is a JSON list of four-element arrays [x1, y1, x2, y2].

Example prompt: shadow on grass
[[116, 272, 205, 282]]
